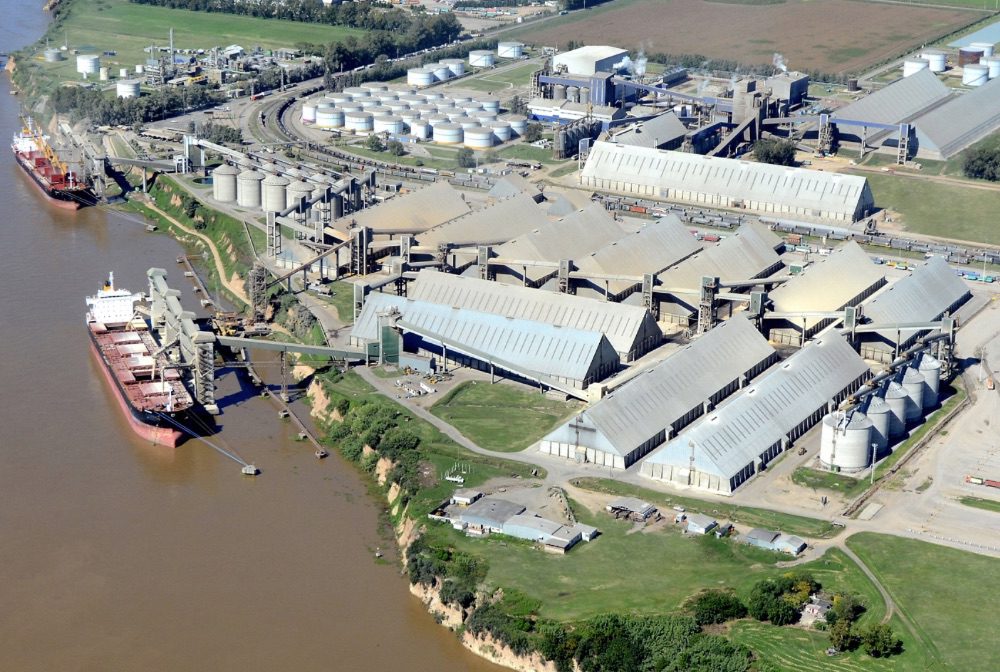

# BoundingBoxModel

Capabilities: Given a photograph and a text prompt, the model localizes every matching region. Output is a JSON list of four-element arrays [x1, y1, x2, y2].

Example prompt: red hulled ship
[[13, 116, 93, 209]]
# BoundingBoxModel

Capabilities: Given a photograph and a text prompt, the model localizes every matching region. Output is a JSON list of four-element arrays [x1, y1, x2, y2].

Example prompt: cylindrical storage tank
[[459, 119, 481, 129], [400, 110, 421, 124], [446, 110, 469, 122], [566, 86, 579, 103], [498, 41, 524, 59], [344, 111, 374, 132], [262, 174, 289, 213], [409, 121, 431, 140], [442, 58, 465, 77], [987, 57, 1000, 79], [365, 105, 391, 117], [118, 67, 128, 78], [434, 102, 457, 114], [884, 382, 907, 439], [301, 102, 318, 124], [819, 411, 874, 473], [286, 179, 314, 211], [490, 121, 512, 143], [44, 48, 64, 62], [115, 80, 141, 99], [212, 164, 238, 203], [922, 49, 947, 72], [433, 122, 463, 145], [460, 100, 483, 112], [580, 87, 591, 103], [326, 93, 353, 105], [76, 54, 100, 75], [469, 50, 495, 68], [846, 79, 859, 92], [480, 96, 501, 113], [315, 107, 344, 128], [552, 84, 567, 100], [507, 115, 528, 136], [357, 99, 380, 110], [473, 109, 498, 122], [343, 86, 370, 98], [963, 64, 989, 86], [414, 103, 439, 116], [236, 170, 264, 209], [916, 355, 941, 409], [339, 103, 363, 114], [865, 396, 892, 452], [423, 91, 444, 101], [427, 114, 449, 128], [900, 367, 925, 423], [433, 64, 452, 81], [361, 82, 388, 94], [99, 66, 109, 81], [903, 58, 929, 78], [400, 94, 426, 105], [959, 47, 985, 66], [449, 95, 470, 105], [373, 115, 405, 135], [972, 42, 995, 58], [135, 63, 145, 75], [386, 101, 409, 114], [464, 126, 494, 149]]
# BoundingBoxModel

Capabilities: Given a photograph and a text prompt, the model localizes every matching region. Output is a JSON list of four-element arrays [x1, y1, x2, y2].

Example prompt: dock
[[247, 360, 329, 457], [176, 255, 214, 307]]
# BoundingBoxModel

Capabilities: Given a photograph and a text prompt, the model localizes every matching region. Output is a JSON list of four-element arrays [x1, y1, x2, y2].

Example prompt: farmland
[[508, 0, 987, 75]]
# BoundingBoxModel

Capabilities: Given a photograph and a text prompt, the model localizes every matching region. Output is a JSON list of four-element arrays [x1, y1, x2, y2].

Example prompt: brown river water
[[0, 6, 499, 670]]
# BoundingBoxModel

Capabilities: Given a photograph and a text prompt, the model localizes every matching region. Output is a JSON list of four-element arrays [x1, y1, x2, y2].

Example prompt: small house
[[685, 513, 718, 535], [451, 489, 483, 506]]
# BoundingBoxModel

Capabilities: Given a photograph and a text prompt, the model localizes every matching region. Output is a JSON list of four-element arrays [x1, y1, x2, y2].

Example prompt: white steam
[[772, 52, 788, 73]]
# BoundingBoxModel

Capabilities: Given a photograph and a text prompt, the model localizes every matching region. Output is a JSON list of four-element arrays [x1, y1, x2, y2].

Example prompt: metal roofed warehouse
[[552, 46, 628, 76], [580, 141, 874, 223], [330, 182, 470, 235], [540, 315, 777, 469], [912, 78, 1000, 160], [640, 335, 871, 494], [832, 69, 951, 140]]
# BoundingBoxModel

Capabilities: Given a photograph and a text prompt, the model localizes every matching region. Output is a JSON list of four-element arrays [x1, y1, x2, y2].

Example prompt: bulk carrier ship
[[12, 116, 93, 209], [86, 273, 199, 447]]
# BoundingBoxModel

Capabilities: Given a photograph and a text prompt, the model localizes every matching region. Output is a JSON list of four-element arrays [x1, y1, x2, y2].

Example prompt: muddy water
[[0, 6, 498, 670]]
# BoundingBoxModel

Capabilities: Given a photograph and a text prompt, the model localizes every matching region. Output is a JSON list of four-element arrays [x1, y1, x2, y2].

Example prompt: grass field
[[455, 63, 540, 93], [430, 381, 582, 452], [846, 533, 1000, 672], [498, 144, 559, 164], [508, 0, 986, 75], [792, 468, 870, 499], [312, 280, 356, 325], [959, 495, 1000, 513]]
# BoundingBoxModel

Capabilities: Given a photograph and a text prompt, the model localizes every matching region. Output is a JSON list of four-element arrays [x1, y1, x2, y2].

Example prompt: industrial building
[[685, 513, 718, 535], [912, 78, 1000, 160], [858, 257, 970, 360], [744, 528, 807, 555], [329, 181, 470, 237], [500, 514, 598, 553], [527, 99, 625, 126], [604, 112, 688, 151], [552, 46, 629, 77], [580, 142, 875, 223], [640, 334, 871, 494], [539, 315, 777, 469], [764, 242, 886, 345]]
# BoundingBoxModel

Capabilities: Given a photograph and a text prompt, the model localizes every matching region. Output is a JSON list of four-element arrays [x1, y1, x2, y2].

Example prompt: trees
[[524, 123, 544, 143], [689, 590, 747, 625], [365, 133, 385, 152], [962, 145, 1000, 181], [754, 138, 797, 166], [825, 593, 862, 626], [386, 139, 405, 156], [508, 94, 528, 115], [828, 619, 858, 652], [456, 147, 476, 168], [859, 623, 901, 658]]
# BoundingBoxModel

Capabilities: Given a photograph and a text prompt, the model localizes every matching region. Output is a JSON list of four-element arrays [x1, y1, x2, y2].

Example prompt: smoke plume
[[772, 52, 788, 73]]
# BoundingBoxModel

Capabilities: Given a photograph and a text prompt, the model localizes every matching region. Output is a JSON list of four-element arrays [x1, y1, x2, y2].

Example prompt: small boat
[[315, 448, 328, 459], [374, 548, 383, 559], [242, 464, 259, 476]]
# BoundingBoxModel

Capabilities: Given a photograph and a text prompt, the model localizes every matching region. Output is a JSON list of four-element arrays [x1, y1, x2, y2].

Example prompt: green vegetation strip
[[792, 468, 870, 499], [872, 383, 965, 482], [959, 496, 1000, 513], [430, 381, 582, 452], [573, 477, 842, 539]]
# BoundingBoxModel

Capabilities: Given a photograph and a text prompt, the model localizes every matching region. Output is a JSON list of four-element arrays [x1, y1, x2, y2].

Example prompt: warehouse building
[[765, 241, 886, 345], [858, 257, 970, 360], [460, 497, 525, 534], [527, 98, 625, 126], [539, 315, 777, 469], [350, 293, 620, 391], [552, 45, 628, 77], [501, 514, 598, 553], [408, 270, 662, 361], [744, 528, 806, 555], [487, 174, 543, 203], [329, 181, 470, 238], [640, 335, 871, 494], [580, 142, 874, 223], [912, 78, 1000, 160], [604, 112, 688, 151]]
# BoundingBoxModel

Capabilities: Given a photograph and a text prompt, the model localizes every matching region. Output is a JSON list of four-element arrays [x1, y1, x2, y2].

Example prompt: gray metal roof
[[914, 78, 1000, 159], [461, 497, 526, 529], [607, 497, 655, 514], [833, 69, 950, 126], [644, 335, 870, 481], [862, 257, 969, 342], [685, 513, 717, 529], [607, 111, 687, 149], [767, 241, 885, 327], [332, 182, 470, 233], [488, 174, 541, 201], [349, 292, 408, 343], [418, 193, 551, 248], [409, 270, 660, 359], [557, 314, 776, 458], [658, 221, 782, 291], [580, 142, 871, 220]]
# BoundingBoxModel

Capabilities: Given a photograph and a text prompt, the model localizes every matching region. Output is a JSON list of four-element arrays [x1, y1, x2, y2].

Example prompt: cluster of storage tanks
[[299, 83, 529, 149], [902, 43, 1000, 87], [210, 161, 351, 218], [403, 42, 524, 86], [819, 352, 942, 473]]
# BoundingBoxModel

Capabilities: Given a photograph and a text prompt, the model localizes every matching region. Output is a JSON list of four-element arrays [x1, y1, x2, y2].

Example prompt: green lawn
[[457, 63, 541, 92], [430, 381, 582, 452], [548, 163, 579, 178], [572, 477, 842, 539], [792, 468, 870, 499], [313, 280, 356, 326], [337, 142, 458, 172], [959, 495, 1000, 513], [846, 533, 1000, 672], [498, 144, 560, 165]]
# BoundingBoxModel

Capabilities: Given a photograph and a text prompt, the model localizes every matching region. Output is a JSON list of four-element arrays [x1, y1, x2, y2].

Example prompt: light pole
[[870, 442, 878, 485]]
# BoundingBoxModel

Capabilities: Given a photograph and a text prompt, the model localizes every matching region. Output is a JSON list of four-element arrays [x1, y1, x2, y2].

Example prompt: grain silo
[[899, 367, 925, 423], [498, 42, 524, 59], [212, 164, 238, 203], [469, 50, 495, 67], [883, 381, 907, 438], [76, 54, 100, 76], [115, 80, 141, 99], [433, 122, 464, 145], [262, 173, 290, 213], [963, 64, 989, 86], [915, 354, 941, 408], [464, 127, 494, 149], [286, 179, 314, 212], [864, 395, 891, 451], [236, 169, 264, 209], [819, 411, 873, 473], [902, 58, 930, 78]]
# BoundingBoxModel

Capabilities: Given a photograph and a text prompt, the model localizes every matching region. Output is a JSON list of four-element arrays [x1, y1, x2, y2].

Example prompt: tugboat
[[242, 464, 259, 476]]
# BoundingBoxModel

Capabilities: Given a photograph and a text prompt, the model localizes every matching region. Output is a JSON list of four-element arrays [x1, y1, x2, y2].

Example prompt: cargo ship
[[86, 273, 198, 447], [12, 116, 93, 209]]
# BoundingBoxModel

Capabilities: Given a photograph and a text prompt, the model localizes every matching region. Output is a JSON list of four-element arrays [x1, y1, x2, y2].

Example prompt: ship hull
[[14, 149, 91, 210], [87, 329, 189, 448]]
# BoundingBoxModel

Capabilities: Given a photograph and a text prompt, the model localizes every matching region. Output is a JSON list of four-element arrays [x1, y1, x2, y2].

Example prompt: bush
[[387, 139, 405, 156], [439, 579, 476, 609], [524, 123, 543, 143], [366, 134, 386, 152], [754, 138, 797, 166], [859, 623, 901, 658], [690, 590, 747, 625], [825, 592, 863, 626], [456, 147, 476, 168], [828, 619, 857, 652], [962, 145, 1000, 181]]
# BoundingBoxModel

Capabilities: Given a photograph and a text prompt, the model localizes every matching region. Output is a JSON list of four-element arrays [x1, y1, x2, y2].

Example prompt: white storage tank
[[490, 121, 512, 143], [344, 111, 374, 132], [135, 63, 145, 75], [301, 102, 318, 124], [116, 79, 141, 99], [902, 58, 929, 78], [473, 110, 498, 122], [433, 122, 464, 145], [442, 58, 465, 77], [916, 354, 941, 409], [480, 96, 501, 113], [987, 57, 1000, 79], [76, 54, 100, 75], [43, 48, 64, 62], [236, 169, 264, 209], [400, 94, 426, 106], [366, 106, 391, 117], [447, 110, 469, 122], [373, 115, 405, 135], [423, 91, 444, 101], [433, 63, 453, 81], [971, 41, 995, 58], [498, 41, 524, 59], [343, 86, 370, 98], [409, 121, 431, 140], [286, 179, 314, 212], [316, 107, 345, 128], [361, 82, 388, 94], [460, 100, 483, 112], [883, 381, 908, 438], [99, 67, 109, 81], [400, 111, 421, 125], [552, 84, 567, 100], [922, 49, 947, 72], [415, 103, 439, 116], [464, 126, 494, 149], [900, 367, 925, 423], [507, 115, 528, 136], [118, 67, 129, 79], [262, 173, 290, 213], [339, 103, 363, 114], [469, 50, 495, 68], [963, 64, 989, 86], [819, 411, 874, 473], [434, 102, 456, 113], [449, 95, 471, 105], [427, 114, 449, 128], [864, 396, 892, 451], [357, 99, 380, 110], [459, 119, 481, 129], [326, 93, 353, 105], [386, 101, 410, 114], [212, 164, 238, 203], [567, 86, 580, 102]]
